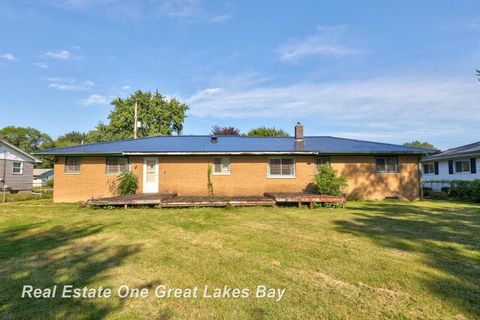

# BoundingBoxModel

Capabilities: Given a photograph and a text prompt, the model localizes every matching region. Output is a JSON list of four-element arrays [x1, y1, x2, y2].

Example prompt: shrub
[[423, 187, 432, 198], [472, 180, 480, 202], [449, 180, 480, 202], [116, 172, 138, 195], [314, 164, 348, 196]]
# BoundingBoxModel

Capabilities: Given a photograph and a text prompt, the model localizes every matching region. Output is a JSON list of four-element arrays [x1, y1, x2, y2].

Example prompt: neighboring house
[[0, 139, 42, 193], [33, 168, 54, 187], [34, 123, 432, 203], [422, 141, 480, 191]]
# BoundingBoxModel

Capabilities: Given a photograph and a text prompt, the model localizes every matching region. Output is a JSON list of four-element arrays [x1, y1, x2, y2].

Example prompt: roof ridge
[[316, 135, 436, 151], [439, 140, 480, 153]]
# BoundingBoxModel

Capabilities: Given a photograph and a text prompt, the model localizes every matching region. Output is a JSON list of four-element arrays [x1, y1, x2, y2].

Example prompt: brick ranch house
[[34, 124, 433, 203]]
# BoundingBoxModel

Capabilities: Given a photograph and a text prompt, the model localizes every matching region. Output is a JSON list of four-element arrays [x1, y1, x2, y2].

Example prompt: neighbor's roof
[[33, 168, 54, 176], [33, 135, 434, 156], [0, 139, 42, 163], [423, 141, 480, 161]]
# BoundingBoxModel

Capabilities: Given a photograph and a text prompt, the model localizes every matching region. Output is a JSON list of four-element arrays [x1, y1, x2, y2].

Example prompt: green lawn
[[0, 200, 479, 319]]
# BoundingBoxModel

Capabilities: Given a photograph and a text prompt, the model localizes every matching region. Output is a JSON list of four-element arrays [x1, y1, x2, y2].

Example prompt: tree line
[[0, 89, 436, 168]]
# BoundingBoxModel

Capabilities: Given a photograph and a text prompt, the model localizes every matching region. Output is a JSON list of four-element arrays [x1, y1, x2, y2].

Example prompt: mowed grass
[[0, 200, 479, 319]]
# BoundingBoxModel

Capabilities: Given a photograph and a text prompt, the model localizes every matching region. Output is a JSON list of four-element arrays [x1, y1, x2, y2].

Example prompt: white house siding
[[423, 157, 480, 191]]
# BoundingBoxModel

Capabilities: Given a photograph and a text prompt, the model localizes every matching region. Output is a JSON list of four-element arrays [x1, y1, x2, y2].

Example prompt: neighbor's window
[[423, 162, 435, 174], [455, 160, 471, 173], [212, 157, 230, 175], [106, 157, 129, 175], [376, 157, 399, 173], [315, 156, 330, 171], [12, 162, 23, 174], [268, 158, 295, 177], [65, 157, 81, 174]]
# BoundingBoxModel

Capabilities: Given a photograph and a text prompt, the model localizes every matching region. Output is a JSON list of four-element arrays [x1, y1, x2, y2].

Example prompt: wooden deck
[[264, 192, 346, 208], [161, 196, 275, 208], [88, 194, 274, 208], [88, 193, 177, 206], [88, 192, 345, 209]]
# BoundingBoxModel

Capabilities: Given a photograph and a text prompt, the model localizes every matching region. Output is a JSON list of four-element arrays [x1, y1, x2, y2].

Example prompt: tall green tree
[[403, 141, 435, 149], [56, 131, 88, 147], [90, 90, 189, 142], [246, 127, 289, 137], [0, 126, 54, 152]]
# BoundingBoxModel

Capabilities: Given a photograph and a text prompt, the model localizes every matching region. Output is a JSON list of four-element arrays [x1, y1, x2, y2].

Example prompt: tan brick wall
[[331, 155, 420, 201], [53, 155, 420, 202]]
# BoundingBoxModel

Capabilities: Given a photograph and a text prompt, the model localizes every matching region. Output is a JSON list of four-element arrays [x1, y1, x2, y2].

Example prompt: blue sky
[[1, 0, 479, 149]]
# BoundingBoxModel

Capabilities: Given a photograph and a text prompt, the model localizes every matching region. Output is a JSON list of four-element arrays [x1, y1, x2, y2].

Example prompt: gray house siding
[[0, 159, 34, 192]]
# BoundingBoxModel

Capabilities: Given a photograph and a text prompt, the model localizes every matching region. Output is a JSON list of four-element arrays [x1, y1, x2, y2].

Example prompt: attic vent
[[211, 136, 218, 143]]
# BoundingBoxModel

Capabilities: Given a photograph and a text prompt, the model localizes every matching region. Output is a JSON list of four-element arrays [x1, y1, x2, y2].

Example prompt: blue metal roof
[[422, 140, 480, 161], [33, 135, 433, 155]]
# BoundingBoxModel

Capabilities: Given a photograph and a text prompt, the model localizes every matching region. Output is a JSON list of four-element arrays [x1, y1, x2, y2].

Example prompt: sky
[[0, 0, 479, 150]]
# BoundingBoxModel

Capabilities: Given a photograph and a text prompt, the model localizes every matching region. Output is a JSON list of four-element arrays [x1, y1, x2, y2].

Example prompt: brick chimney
[[295, 122, 304, 141]]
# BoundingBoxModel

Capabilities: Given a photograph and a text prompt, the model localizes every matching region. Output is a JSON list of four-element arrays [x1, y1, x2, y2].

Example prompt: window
[[376, 157, 399, 173], [212, 157, 230, 175], [65, 157, 81, 174], [423, 162, 435, 174], [455, 160, 471, 173], [268, 158, 295, 178], [315, 156, 330, 171], [12, 162, 23, 174], [106, 157, 129, 175]]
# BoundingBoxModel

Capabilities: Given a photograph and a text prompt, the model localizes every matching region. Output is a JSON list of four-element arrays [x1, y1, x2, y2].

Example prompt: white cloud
[[79, 94, 111, 105], [33, 62, 48, 69], [158, 0, 202, 19], [46, 0, 226, 22], [278, 25, 359, 62], [1, 53, 17, 61], [210, 14, 231, 23], [44, 50, 71, 59], [185, 74, 480, 145], [121, 85, 131, 90], [47, 78, 94, 91]]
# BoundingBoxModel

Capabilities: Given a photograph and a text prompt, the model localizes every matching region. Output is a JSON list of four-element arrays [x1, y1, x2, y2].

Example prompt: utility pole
[[134, 99, 138, 139]]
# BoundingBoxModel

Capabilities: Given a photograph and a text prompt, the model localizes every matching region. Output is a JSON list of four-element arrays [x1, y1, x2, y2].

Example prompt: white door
[[143, 158, 159, 193]]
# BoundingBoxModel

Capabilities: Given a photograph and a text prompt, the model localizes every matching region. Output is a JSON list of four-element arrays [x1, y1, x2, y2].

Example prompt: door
[[143, 158, 159, 193]]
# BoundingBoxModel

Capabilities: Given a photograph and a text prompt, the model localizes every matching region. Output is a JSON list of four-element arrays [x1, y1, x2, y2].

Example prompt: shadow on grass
[[334, 202, 480, 317], [0, 222, 141, 319]]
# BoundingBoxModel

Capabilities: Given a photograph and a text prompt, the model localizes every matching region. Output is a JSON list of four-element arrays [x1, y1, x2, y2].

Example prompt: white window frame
[[212, 157, 231, 175], [423, 162, 435, 175], [12, 162, 23, 175], [64, 157, 81, 174], [106, 157, 130, 176], [376, 157, 399, 174], [267, 157, 296, 179], [454, 160, 471, 174]]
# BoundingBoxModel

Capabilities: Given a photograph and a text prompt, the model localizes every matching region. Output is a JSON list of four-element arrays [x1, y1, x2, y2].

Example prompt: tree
[[403, 141, 435, 149], [0, 126, 54, 153], [88, 90, 189, 142], [246, 127, 289, 137], [56, 131, 88, 147], [211, 125, 240, 135]]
